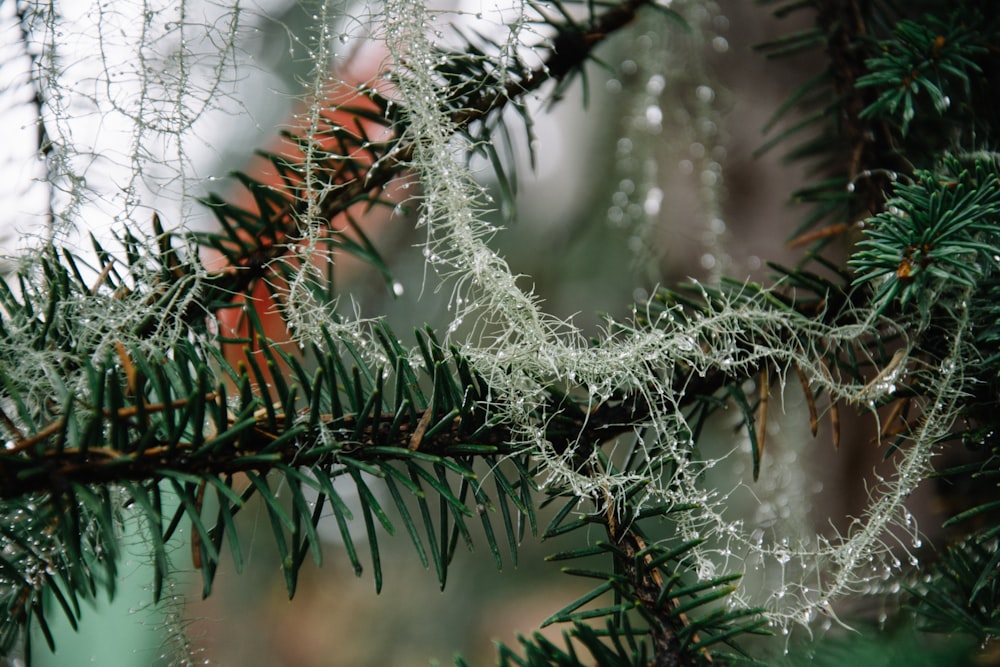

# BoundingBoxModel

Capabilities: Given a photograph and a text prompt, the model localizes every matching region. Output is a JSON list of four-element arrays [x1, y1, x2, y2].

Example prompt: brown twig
[[604, 499, 700, 667], [815, 0, 900, 218], [756, 365, 770, 462]]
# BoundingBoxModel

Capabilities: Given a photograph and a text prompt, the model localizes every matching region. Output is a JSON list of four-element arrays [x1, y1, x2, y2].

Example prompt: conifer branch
[[0, 399, 645, 501]]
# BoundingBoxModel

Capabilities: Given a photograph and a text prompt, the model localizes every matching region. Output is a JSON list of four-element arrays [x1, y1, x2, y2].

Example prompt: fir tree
[[1, 0, 1000, 665]]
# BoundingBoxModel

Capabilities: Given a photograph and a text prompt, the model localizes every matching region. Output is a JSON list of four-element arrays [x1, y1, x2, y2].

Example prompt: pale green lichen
[[378, 0, 964, 629]]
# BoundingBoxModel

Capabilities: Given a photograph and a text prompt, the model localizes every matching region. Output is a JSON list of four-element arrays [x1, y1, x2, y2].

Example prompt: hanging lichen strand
[[376, 0, 963, 630], [15, 0, 246, 256], [608, 1, 730, 282]]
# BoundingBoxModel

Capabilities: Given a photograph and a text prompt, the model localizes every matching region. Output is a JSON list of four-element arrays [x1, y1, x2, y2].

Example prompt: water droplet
[[607, 206, 624, 226], [391, 281, 404, 296], [644, 104, 663, 127], [695, 85, 715, 103], [646, 74, 665, 95], [643, 187, 663, 216]]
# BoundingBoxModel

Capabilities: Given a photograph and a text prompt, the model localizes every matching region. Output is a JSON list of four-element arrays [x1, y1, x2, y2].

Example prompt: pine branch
[[604, 514, 698, 667], [0, 385, 642, 502]]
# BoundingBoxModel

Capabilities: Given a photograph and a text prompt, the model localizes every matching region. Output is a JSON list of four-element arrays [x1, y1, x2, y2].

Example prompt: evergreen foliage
[[3, 0, 1000, 665]]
